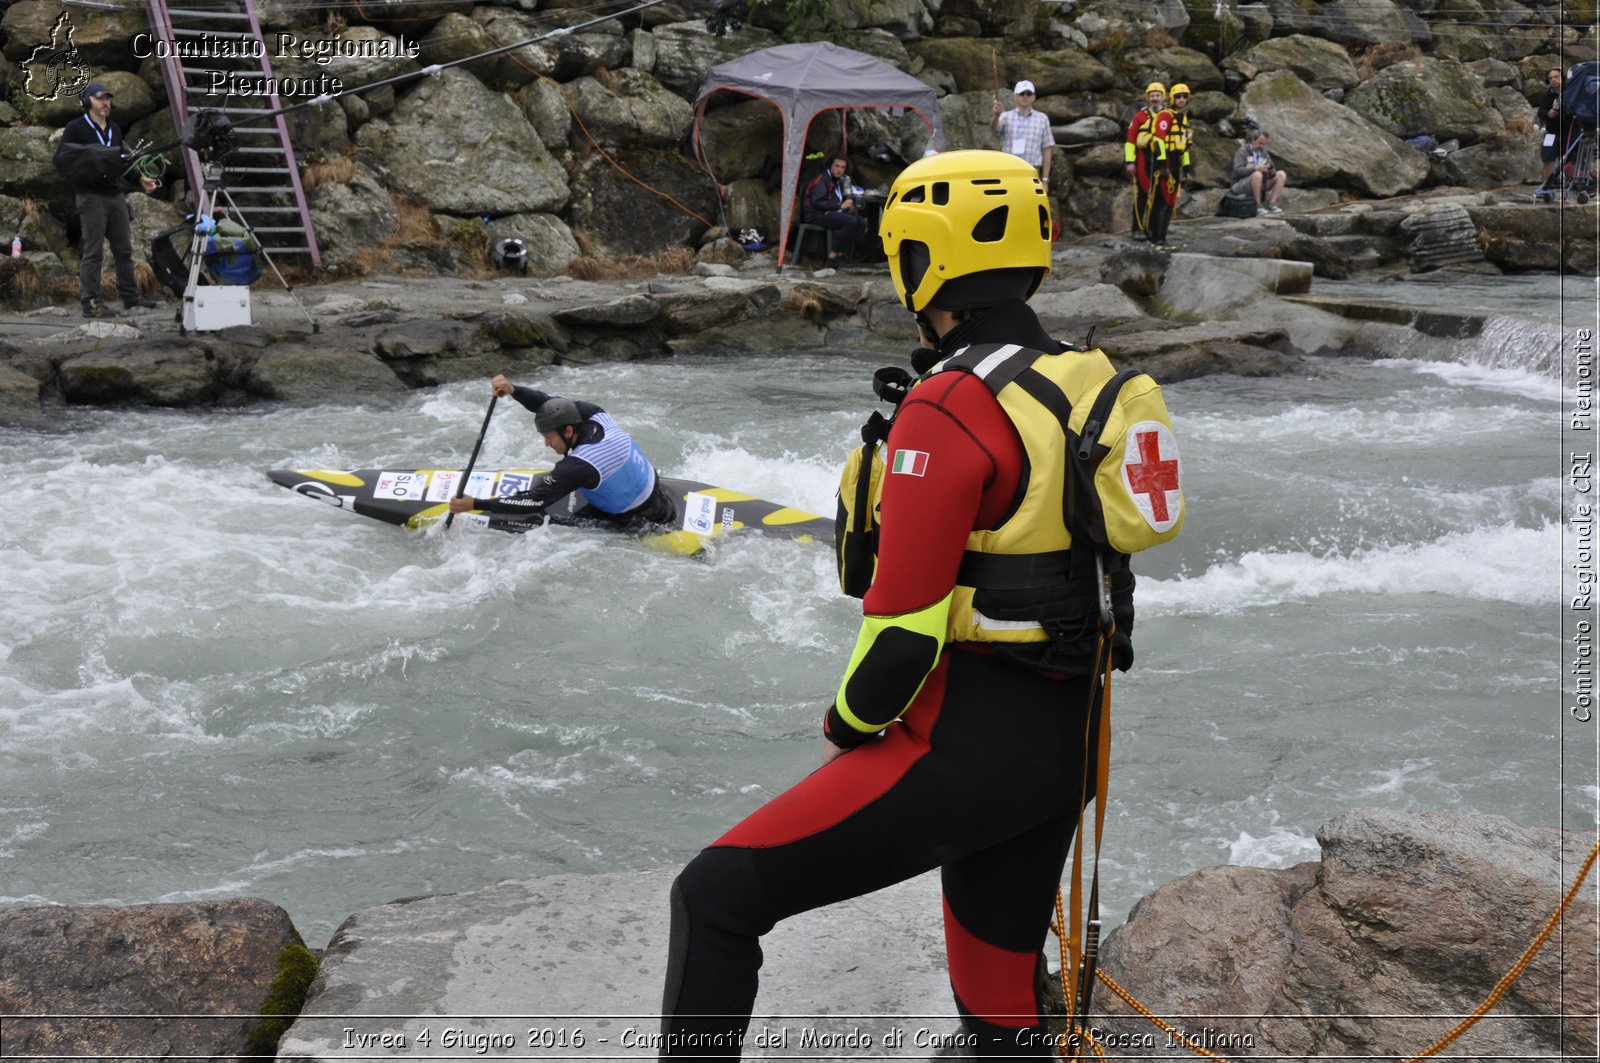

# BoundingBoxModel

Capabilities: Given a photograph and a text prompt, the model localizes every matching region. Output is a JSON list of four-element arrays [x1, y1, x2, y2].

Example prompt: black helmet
[[492, 237, 529, 273], [534, 396, 582, 433]]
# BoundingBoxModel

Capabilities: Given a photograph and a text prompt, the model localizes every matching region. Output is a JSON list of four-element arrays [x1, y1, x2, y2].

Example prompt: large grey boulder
[[1239, 70, 1430, 197], [1092, 808, 1598, 1062], [432, 9, 629, 84], [1345, 58, 1500, 146], [1441, 137, 1542, 187], [274, 26, 420, 88], [1317, 0, 1429, 47], [417, 12, 513, 84], [59, 337, 224, 406], [907, 37, 1114, 94], [307, 169, 400, 267], [827, 0, 938, 38], [276, 869, 954, 1061], [1468, 202, 1600, 274], [562, 68, 695, 149], [1235, 34, 1362, 91], [0, 898, 309, 1061], [564, 147, 718, 257], [1122, 46, 1225, 92], [647, 21, 783, 98], [0, 126, 62, 202], [2, 0, 147, 68], [355, 69, 568, 215], [485, 213, 582, 276], [697, 98, 785, 182]]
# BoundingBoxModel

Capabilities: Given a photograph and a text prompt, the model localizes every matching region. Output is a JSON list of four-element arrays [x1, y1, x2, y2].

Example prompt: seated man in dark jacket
[[802, 154, 868, 262]]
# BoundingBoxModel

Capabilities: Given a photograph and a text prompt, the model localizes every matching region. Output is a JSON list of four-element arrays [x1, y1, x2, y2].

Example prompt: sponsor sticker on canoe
[[425, 470, 462, 502], [376, 472, 425, 500], [682, 491, 717, 535], [496, 472, 534, 497], [465, 470, 496, 499]]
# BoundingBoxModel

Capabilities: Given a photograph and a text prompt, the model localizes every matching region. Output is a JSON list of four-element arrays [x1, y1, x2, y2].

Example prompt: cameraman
[[52, 83, 159, 318], [1229, 129, 1287, 214]]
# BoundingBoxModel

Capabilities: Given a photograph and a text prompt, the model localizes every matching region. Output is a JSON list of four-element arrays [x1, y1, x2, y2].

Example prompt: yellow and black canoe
[[265, 467, 831, 552]]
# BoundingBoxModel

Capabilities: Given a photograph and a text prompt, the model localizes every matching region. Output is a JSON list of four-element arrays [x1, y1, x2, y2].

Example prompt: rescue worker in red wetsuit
[[659, 150, 1142, 1056], [1144, 96, 1185, 251], [1123, 82, 1166, 241], [1167, 83, 1194, 195]]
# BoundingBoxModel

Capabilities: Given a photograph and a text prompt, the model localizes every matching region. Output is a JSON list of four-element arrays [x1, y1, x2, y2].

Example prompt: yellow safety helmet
[[880, 150, 1052, 313], [1145, 82, 1166, 96], [1169, 83, 1191, 98]]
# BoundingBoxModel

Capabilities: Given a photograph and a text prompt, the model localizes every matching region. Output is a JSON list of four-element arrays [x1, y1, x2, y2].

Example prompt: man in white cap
[[990, 79, 1054, 185]]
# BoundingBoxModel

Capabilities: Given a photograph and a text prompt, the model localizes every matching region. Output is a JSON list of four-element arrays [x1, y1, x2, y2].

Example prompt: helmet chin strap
[[910, 311, 944, 374]]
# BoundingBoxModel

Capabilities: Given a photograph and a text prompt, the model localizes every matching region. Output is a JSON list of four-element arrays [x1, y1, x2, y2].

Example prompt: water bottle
[[9, 234, 19, 257]]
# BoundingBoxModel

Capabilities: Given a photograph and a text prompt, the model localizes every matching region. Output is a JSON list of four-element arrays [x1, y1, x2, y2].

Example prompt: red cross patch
[[1121, 422, 1181, 531]]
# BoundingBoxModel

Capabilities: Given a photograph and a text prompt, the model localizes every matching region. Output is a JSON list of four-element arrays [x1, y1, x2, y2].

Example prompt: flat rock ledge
[[2, 810, 1592, 1062], [276, 869, 955, 1061]]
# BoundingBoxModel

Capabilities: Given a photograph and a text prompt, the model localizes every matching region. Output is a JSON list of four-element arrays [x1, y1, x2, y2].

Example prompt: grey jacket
[[1231, 142, 1274, 181]]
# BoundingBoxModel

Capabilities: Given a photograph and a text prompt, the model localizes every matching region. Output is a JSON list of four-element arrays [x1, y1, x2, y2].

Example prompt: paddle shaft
[[445, 393, 497, 529]]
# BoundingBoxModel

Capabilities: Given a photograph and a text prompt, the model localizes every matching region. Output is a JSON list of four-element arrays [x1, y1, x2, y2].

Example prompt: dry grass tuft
[[785, 288, 825, 320], [1142, 26, 1180, 49], [302, 156, 357, 190], [655, 246, 696, 274], [563, 255, 607, 280], [1354, 41, 1421, 76], [561, 246, 700, 281], [0, 258, 44, 302]]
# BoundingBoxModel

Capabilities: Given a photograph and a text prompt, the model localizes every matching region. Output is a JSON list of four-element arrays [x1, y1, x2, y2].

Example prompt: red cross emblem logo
[[1122, 422, 1181, 530]]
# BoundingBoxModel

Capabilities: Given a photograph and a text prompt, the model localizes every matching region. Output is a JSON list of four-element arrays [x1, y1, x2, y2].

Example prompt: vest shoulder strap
[[931, 342, 1045, 394]]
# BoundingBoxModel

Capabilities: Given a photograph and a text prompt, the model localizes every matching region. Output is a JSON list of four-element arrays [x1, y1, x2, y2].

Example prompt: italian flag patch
[[891, 449, 929, 477]]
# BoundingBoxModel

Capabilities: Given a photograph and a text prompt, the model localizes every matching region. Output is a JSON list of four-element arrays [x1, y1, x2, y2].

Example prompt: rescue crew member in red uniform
[[1123, 82, 1166, 241], [1145, 97, 1185, 251], [658, 150, 1140, 1056]]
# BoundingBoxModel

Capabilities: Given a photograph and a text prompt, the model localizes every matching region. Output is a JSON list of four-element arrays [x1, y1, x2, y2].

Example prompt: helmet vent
[[932, 182, 950, 205], [1038, 204, 1051, 240], [971, 206, 1008, 243], [901, 185, 926, 204]]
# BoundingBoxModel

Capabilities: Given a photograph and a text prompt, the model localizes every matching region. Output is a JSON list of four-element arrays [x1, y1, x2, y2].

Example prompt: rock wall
[[0, 0, 1592, 284]]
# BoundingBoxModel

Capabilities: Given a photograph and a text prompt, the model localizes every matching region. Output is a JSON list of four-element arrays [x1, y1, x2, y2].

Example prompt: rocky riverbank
[[2, 187, 1591, 431], [1, 809, 1593, 1061]]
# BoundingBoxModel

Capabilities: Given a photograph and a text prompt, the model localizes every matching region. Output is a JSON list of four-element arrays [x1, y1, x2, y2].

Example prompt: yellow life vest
[[834, 343, 1184, 672]]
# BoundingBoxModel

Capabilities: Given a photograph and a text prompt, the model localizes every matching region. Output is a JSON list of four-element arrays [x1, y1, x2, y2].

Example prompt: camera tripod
[[179, 161, 317, 335]]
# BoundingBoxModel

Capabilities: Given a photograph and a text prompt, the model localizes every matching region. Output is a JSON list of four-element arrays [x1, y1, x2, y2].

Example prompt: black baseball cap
[[82, 83, 112, 100]]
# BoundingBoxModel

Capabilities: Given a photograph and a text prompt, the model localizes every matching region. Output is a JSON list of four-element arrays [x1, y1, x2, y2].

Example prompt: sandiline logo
[[21, 11, 90, 102]]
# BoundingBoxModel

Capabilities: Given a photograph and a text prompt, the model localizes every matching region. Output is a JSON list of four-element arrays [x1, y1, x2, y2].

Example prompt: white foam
[[1145, 521, 1557, 615], [1226, 824, 1321, 868]]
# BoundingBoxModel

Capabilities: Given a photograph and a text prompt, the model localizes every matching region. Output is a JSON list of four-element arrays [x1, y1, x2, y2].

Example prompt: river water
[[1, 275, 1594, 948]]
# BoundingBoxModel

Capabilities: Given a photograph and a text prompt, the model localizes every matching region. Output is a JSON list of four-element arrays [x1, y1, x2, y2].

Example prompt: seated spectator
[[802, 153, 868, 262], [1230, 129, 1287, 213]]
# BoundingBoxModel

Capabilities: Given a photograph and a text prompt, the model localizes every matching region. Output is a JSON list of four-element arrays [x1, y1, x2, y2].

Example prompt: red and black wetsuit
[[1145, 110, 1181, 246], [661, 303, 1095, 1056]]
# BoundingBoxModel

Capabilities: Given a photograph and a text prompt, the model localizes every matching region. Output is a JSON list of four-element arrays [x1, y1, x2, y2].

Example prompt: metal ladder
[[141, 0, 320, 269]]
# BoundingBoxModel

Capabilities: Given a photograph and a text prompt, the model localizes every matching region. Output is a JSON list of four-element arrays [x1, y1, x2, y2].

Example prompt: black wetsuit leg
[[660, 648, 1093, 1057]]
